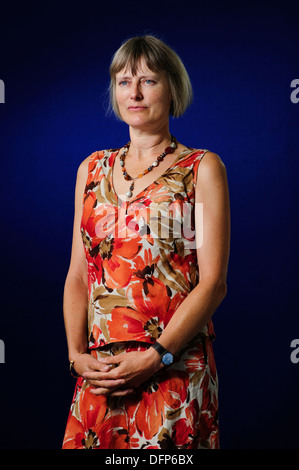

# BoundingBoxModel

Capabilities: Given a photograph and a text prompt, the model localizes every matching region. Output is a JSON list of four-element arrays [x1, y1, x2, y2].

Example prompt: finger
[[90, 364, 112, 372], [90, 387, 134, 396], [88, 359, 113, 372], [98, 355, 123, 365], [83, 371, 120, 382], [89, 387, 111, 395], [110, 389, 135, 397], [87, 378, 125, 388]]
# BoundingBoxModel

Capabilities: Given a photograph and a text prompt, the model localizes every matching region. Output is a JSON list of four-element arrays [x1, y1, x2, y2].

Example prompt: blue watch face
[[162, 352, 173, 365]]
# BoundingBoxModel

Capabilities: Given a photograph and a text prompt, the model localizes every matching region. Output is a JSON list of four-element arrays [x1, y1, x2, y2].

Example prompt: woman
[[62, 35, 230, 449]]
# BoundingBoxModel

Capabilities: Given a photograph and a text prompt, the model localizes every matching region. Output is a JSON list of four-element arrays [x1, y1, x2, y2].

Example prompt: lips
[[128, 106, 147, 110]]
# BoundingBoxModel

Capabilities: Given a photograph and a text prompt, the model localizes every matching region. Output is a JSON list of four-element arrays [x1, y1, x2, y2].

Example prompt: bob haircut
[[109, 35, 193, 119]]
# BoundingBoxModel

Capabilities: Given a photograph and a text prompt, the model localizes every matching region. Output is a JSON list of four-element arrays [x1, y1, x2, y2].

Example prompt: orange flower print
[[63, 379, 106, 449], [127, 369, 189, 441], [168, 399, 200, 448], [63, 149, 220, 449], [63, 380, 131, 449], [100, 236, 141, 290], [107, 272, 184, 342]]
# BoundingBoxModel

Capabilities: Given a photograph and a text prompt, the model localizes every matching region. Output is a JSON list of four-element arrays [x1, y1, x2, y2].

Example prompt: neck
[[128, 125, 172, 160]]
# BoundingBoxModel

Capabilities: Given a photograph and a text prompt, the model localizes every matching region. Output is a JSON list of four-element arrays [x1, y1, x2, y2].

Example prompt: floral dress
[[62, 147, 219, 449]]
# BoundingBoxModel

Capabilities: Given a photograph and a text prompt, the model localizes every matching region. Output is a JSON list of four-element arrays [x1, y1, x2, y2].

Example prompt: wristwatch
[[151, 342, 174, 365]]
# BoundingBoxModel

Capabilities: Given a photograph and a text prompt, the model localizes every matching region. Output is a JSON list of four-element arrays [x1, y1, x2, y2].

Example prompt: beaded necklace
[[120, 135, 177, 198]]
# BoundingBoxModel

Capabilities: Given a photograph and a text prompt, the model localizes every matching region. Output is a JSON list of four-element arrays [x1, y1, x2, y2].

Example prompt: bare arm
[[63, 156, 127, 390], [152, 151, 231, 354], [84, 151, 231, 393], [63, 157, 90, 361], [65, 158, 142, 393]]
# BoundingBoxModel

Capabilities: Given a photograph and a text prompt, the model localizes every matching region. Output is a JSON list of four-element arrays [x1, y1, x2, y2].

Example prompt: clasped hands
[[74, 348, 163, 397]]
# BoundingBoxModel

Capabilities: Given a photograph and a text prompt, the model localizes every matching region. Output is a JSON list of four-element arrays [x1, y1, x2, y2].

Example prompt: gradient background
[[0, 0, 298, 449]]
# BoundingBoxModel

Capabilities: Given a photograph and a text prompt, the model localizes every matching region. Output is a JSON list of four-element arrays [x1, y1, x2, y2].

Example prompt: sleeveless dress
[[62, 147, 219, 449]]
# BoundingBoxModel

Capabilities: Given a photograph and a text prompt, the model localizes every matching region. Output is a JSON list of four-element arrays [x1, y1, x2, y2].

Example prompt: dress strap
[[193, 149, 210, 185]]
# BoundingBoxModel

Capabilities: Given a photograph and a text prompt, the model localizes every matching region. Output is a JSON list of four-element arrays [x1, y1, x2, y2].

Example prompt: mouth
[[128, 106, 147, 111]]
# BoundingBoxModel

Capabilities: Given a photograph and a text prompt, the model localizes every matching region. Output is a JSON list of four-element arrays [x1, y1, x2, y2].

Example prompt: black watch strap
[[151, 342, 169, 357], [151, 342, 174, 365]]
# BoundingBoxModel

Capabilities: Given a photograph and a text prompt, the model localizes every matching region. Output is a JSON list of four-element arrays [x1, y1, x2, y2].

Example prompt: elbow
[[197, 276, 228, 302], [206, 278, 227, 302], [65, 270, 88, 292], [220, 281, 227, 301], [213, 277, 227, 300]]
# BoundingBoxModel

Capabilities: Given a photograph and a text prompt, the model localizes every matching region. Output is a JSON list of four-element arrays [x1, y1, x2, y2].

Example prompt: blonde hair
[[109, 35, 193, 119]]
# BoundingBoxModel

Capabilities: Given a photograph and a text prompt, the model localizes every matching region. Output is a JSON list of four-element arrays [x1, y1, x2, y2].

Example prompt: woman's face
[[115, 57, 172, 131]]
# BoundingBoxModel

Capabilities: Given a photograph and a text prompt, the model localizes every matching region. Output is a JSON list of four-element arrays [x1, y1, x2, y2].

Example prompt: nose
[[130, 81, 143, 101]]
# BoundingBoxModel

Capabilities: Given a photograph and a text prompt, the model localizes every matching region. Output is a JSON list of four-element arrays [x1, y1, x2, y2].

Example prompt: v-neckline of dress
[[109, 146, 196, 206]]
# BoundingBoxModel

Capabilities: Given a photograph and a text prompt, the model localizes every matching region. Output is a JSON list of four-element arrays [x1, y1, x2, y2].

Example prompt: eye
[[119, 80, 128, 86], [144, 79, 155, 85]]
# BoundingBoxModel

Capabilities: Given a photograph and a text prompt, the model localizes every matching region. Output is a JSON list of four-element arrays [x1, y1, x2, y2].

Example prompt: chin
[[124, 116, 153, 128]]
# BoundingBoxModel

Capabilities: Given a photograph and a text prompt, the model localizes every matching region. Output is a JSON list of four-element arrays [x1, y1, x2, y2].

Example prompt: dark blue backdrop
[[0, 0, 298, 449]]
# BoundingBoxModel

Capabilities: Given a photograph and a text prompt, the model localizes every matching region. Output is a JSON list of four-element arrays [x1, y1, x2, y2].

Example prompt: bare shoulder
[[197, 151, 227, 185], [200, 151, 226, 173], [77, 154, 92, 175]]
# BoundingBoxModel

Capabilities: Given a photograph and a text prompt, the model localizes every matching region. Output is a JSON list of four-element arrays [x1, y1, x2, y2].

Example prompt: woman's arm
[[148, 151, 230, 355], [83, 151, 231, 394], [63, 157, 128, 391], [63, 157, 89, 362]]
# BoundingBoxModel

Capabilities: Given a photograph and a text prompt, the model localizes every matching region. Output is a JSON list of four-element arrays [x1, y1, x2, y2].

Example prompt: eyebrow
[[116, 73, 159, 80]]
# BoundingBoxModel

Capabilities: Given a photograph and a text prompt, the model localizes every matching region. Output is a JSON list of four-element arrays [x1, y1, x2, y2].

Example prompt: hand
[[82, 348, 163, 396], [70, 352, 113, 378]]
